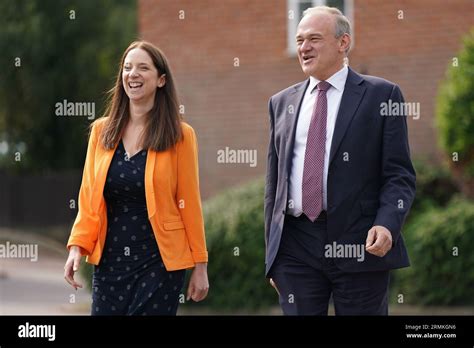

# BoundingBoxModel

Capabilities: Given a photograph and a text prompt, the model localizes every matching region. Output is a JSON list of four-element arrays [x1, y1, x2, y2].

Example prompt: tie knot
[[317, 81, 331, 92]]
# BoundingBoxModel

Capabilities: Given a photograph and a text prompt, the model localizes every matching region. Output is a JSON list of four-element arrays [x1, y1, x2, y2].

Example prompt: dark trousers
[[269, 213, 389, 315]]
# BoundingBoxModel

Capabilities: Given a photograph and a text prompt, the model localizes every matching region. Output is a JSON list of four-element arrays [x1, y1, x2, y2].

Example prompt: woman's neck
[[129, 99, 153, 127]]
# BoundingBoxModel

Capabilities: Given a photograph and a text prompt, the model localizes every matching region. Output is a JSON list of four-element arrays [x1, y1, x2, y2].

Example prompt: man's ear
[[158, 74, 166, 88], [340, 33, 351, 53]]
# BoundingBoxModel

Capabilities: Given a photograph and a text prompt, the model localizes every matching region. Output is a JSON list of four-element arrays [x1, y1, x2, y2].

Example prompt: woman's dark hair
[[98, 40, 182, 151]]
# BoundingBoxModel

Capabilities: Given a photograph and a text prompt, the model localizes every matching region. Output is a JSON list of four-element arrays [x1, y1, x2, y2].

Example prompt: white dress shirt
[[288, 65, 349, 217]]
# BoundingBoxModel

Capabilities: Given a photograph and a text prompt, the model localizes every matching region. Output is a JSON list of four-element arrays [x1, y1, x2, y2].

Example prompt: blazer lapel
[[284, 79, 309, 175], [91, 146, 116, 213], [328, 68, 366, 166], [144, 149, 156, 219]]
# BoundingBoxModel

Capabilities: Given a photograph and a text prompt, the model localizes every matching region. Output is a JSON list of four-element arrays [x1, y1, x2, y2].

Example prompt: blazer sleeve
[[67, 122, 101, 255], [176, 124, 208, 263], [374, 84, 416, 245], [264, 97, 278, 249]]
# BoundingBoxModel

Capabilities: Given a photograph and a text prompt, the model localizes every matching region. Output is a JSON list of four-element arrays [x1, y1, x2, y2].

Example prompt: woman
[[63, 41, 209, 315]]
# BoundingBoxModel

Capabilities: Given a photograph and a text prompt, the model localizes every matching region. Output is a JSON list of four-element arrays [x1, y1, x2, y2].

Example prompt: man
[[264, 6, 416, 315]]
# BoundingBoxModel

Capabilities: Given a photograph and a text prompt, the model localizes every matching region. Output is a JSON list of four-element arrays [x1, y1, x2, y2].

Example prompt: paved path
[[0, 230, 91, 315]]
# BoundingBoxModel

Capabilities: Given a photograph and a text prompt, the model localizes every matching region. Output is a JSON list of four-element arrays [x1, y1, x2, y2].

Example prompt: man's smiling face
[[296, 12, 347, 80]]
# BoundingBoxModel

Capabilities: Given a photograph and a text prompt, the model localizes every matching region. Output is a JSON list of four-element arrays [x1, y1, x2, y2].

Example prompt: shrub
[[79, 257, 93, 291], [393, 197, 474, 305], [185, 178, 278, 312], [409, 159, 459, 218]]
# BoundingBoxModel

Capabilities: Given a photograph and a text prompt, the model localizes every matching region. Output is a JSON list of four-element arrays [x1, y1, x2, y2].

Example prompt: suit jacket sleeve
[[264, 97, 278, 249], [177, 125, 208, 263], [374, 84, 416, 245], [67, 122, 101, 255]]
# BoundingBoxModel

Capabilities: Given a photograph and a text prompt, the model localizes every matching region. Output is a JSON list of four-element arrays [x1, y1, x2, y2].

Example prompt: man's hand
[[269, 278, 280, 296], [365, 225, 393, 257]]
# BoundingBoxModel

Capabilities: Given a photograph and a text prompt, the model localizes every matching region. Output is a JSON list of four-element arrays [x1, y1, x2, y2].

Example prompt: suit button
[[282, 210, 286, 215]]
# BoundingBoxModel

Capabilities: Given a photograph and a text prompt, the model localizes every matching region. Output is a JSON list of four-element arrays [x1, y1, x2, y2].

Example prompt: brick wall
[[139, 0, 474, 198], [350, 0, 474, 164]]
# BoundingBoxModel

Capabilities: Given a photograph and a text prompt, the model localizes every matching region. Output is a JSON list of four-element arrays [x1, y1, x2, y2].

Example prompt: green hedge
[[408, 159, 459, 218], [79, 257, 93, 291], [393, 197, 474, 305], [186, 178, 278, 311]]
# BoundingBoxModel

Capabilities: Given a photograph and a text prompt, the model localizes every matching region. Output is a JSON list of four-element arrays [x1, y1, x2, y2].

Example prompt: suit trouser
[[269, 214, 389, 315]]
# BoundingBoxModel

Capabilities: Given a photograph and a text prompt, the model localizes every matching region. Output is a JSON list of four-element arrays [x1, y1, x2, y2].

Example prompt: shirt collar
[[308, 64, 349, 94]]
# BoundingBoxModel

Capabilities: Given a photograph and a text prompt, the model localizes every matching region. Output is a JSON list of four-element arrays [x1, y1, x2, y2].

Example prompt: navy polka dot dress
[[91, 140, 186, 316]]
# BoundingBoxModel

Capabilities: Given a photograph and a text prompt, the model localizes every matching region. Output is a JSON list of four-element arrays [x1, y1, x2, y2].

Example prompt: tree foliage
[[0, 0, 137, 172], [436, 28, 474, 197]]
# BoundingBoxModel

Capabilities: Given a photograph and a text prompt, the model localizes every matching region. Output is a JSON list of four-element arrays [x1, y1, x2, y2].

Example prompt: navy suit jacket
[[264, 67, 416, 276]]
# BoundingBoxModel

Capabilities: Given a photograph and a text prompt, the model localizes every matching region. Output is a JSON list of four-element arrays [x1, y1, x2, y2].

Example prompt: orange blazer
[[67, 117, 208, 271]]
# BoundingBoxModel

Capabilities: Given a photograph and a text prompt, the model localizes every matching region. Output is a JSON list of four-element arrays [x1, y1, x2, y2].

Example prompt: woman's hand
[[186, 262, 209, 302], [64, 245, 84, 290]]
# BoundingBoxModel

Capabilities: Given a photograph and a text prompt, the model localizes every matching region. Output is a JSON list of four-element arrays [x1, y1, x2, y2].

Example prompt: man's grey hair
[[302, 6, 352, 54]]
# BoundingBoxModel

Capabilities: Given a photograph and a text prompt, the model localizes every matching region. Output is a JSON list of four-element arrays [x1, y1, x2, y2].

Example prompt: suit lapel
[[284, 79, 309, 175], [328, 68, 366, 166]]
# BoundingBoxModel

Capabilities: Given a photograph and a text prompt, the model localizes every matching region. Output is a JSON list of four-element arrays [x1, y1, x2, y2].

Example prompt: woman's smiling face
[[122, 47, 165, 102]]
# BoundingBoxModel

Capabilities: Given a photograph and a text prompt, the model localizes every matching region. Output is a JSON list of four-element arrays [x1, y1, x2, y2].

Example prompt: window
[[287, 0, 354, 56]]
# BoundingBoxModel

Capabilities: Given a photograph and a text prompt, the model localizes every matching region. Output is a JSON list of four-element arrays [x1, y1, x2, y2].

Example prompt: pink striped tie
[[302, 80, 331, 222]]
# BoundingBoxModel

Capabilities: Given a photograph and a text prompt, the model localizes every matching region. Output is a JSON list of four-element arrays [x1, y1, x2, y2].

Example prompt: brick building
[[139, 0, 474, 198]]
